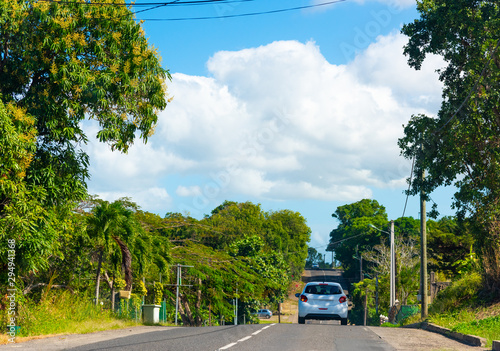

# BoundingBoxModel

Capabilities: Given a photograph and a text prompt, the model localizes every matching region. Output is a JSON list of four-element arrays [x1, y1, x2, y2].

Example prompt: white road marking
[[217, 324, 275, 350], [218, 342, 237, 350], [238, 336, 252, 342]]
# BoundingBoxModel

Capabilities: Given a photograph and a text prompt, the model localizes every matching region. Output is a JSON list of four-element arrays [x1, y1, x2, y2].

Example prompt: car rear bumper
[[298, 303, 348, 319], [302, 313, 346, 321]]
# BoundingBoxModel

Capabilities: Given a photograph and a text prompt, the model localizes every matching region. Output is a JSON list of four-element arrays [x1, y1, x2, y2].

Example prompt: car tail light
[[300, 294, 308, 302], [339, 296, 347, 304]]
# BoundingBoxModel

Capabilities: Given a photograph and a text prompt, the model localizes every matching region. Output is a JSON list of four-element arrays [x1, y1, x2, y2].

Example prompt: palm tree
[[87, 200, 136, 306]]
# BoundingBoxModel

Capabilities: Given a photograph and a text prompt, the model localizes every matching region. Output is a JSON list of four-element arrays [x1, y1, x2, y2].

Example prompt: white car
[[296, 282, 348, 325]]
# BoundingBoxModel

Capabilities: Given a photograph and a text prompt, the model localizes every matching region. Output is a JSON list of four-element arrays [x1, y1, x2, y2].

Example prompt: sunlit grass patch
[[1, 291, 140, 343]]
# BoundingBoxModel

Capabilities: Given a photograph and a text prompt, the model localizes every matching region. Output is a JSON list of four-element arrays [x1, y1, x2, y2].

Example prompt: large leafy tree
[[427, 217, 474, 278], [0, 0, 169, 276], [264, 209, 311, 277], [327, 199, 388, 279], [0, 99, 56, 280], [399, 0, 500, 293], [305, 247, 325, 268]]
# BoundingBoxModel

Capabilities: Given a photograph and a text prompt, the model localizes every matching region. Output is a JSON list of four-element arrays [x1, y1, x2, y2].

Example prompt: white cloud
[[92, 187, 171, 214], [176, 185, 202, 197], [84, 33, 444, 214], [348, 32, 445, 113]]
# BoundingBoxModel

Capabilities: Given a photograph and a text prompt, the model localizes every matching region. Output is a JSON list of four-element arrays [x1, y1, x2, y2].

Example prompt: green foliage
[[3, 290, 136, 337], [452, 315, 500, 347], [452, 247, 479, 277], [328, 199, 388, 278], [305, 247, 325, 268], [350, 278, 379, 326], [427, 217, 475, 278], [0, 99, 60, 278], [153, 282, 163, 305], [264, 209, 311, 277], [2, 196, 306, 329], [230, 235, 264, 257], [0, 0, 170, 285], [114, 278, 126, 291], [133, 280, 148, 297], [426, 274, 500, 347], [200, 201, 310, 278], [399, 0, 500, 293], [430, 272, 482, 313]]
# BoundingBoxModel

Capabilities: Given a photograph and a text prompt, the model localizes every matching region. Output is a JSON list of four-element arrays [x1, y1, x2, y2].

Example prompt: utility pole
[[390, 220, 395, 309], [363, 287, 368, 326], [360, 256, 363, 282], [375, 274, 379, 319], [420, 171, 428, 318], [171, 264, 194, 326], [369, 222, 395, 312], [234, 288, 238, 325]]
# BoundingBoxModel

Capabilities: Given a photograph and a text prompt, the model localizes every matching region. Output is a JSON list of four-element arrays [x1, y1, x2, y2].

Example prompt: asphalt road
[[0, 324, 396, 351]]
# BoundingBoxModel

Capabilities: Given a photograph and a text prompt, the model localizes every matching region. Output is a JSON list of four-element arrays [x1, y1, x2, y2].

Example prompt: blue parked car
[[254, 309, 272, 319]]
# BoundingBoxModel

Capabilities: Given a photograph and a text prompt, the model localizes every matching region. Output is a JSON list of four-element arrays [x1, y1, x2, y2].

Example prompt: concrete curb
[[419, 322, 487, 347], [492, 340, 500, 351]]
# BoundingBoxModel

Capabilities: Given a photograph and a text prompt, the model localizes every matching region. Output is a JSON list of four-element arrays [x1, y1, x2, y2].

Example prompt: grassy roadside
[[402, 272, 500, 347], [0, 319, 141, 345], [1, 291, 143, 344], [427, 304, 500, 347]]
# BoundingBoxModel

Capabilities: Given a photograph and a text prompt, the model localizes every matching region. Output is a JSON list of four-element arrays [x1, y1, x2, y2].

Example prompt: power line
[[38, 0, 254, 6], [401, 155, 415, 218], [139, 0, 347, 21], [132, 0, 180, 16]]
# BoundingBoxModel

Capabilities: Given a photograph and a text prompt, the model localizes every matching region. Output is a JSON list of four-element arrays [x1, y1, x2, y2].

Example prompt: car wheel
[[298, 317, 305, 324], [341, 318, 348, 325], [267, 315, 271, 319]]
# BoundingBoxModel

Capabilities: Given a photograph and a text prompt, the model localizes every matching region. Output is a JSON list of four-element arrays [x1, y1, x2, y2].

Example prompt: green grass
[[401, 272, 500, 347], [1, 290, 140, 343], [452, 315, 500, 343]]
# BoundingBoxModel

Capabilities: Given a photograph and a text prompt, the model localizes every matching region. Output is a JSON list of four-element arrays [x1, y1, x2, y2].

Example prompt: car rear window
[[304, 284, 342, 295]]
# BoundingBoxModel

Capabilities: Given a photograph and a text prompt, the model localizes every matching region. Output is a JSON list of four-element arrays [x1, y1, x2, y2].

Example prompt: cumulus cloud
[[176, 185, 202, 197], [84, 32, 444, 215]]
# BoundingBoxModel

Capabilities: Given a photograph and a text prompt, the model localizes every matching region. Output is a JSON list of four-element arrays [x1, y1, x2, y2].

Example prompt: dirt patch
[[475, 301, 500, 320]]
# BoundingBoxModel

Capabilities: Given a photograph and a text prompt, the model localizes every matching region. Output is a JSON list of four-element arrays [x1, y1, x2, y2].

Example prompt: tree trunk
[[195, 278, 202, 327], [112, 236, 133, 291], [181, 295, 195, 326], [103, 271, 115, 310], [95, 249, 104, 305], [111, 272, 115, 311], [169, 296, 191, 325]]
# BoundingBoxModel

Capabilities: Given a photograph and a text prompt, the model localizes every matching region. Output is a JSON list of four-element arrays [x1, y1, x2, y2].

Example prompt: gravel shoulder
[[369, 326, 489, 351]]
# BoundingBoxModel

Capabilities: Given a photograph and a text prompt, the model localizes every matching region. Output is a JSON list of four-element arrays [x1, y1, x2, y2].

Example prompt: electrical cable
[[38, 0, 254, 7], [139, 0, 346, 21], [401, 155, 415, 218], [132, 0, 179, 16]]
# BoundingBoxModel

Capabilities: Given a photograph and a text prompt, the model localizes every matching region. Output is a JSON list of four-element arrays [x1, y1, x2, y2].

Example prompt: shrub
[[430, 271, 482, 314]]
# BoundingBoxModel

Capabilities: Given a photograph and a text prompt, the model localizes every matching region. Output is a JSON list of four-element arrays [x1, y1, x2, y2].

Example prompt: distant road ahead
[[302, 268, 353, 293]]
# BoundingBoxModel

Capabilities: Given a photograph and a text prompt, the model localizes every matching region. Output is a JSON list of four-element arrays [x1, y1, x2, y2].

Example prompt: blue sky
[[83, 0, 456, 259]]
